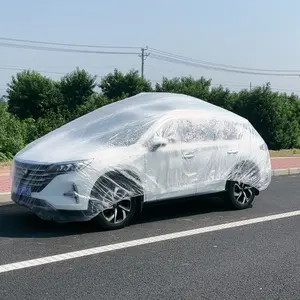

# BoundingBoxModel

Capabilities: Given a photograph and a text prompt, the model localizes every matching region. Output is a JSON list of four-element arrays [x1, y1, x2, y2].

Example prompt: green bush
[[233, 84, 300, 150], [0, 102, 28, 158]]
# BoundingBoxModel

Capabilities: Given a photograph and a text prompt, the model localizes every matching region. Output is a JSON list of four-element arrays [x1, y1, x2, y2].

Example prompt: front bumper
[[10, 159, 111, 222], [11, 193, 101, 223]]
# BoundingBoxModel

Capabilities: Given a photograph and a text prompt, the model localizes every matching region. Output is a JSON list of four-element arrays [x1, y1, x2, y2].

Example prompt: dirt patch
[[0, 161, 12, 172], [269, 149, 300, 157]]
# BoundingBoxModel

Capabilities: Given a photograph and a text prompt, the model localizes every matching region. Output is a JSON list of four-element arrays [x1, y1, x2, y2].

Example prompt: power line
[[149, 53, 300, 76], [0, 63, 140, 71], [0, 66, 66, 75], [148, 53, 300, 77], [0, 37, 141, 49], [148, 48, 300, 73], [2, 37, 300, 76], [0, 65, 141, 79], [0, 42, 139, 55], [0, 66, 101, 77], [0, 66, 95, 79]]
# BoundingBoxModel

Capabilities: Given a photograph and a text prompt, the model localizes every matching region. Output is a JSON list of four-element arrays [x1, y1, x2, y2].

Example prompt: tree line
[[0, 68, 299, 160]]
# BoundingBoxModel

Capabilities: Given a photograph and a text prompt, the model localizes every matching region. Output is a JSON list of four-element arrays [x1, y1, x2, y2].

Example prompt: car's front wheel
[[225, 181, 255, 210], [91, 173, 139, 230]]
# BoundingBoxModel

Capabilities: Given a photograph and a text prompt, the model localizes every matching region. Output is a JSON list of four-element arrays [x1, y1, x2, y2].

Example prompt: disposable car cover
[[10, 92, 272, 223]]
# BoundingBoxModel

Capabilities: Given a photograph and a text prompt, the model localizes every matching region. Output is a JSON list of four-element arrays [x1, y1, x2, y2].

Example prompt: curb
[[0, 192, 12, 205], [272, 168, 300, 176]]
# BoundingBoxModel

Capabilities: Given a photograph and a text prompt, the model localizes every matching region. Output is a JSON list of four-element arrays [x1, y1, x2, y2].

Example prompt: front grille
[[13, 161, 61, 193]]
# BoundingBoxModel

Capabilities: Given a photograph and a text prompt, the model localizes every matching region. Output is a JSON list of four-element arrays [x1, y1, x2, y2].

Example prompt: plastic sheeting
[[10, 92, 272, 225]]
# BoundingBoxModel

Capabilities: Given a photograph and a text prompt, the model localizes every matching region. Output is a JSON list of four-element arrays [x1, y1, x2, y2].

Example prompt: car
[[11, 92, 272, 230]]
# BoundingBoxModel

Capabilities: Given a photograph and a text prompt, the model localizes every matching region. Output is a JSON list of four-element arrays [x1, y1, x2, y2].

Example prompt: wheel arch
[[226, 159, 261, 194], [90, 168, 145, 213]]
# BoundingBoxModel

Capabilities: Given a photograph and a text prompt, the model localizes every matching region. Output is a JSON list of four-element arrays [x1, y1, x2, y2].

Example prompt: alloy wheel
[[233, 182, 253, 205], [101, 186, 132, 224]]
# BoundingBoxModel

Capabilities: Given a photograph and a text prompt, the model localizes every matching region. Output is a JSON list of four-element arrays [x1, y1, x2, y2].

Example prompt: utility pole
[[250, 82, 252, 90], [139, 47, 149, 78]]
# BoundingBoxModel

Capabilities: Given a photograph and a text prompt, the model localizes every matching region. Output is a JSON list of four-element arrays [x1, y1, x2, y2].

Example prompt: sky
[[1, 0, 300, 95]]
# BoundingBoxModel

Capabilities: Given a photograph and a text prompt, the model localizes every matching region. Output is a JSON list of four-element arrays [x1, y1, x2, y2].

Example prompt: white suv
[[11, 92, 271, 229]]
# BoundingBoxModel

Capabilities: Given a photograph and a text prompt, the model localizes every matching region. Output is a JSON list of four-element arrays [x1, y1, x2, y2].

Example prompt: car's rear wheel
[[225, 161, 259, 209], [91, 173, 140, 230], [225, 180, 255, 209]]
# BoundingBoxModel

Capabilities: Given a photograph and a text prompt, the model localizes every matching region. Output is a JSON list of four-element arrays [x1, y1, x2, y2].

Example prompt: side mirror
[[149, 136, 168, 152]]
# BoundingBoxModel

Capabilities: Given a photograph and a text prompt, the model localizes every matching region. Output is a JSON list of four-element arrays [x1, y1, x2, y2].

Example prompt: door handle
[[227, 150, 238, 154], [183, 152, 195, 159]]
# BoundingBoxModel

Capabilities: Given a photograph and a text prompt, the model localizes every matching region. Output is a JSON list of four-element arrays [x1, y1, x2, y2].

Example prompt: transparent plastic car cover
[[10, 92, 272, 224]]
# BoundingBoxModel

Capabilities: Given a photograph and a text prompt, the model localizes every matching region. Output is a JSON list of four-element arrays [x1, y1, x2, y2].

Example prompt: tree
[[100, 69, 152, 100], [155, 76, 211, 100], [233, 84, 300, 149], [35, 110, 67, 137], [207, 86, 236, 111], [7, 70, 62, 120], [0, 102, 28, 159], [59, 68, 97, 111], [74, 93, 111, 119]]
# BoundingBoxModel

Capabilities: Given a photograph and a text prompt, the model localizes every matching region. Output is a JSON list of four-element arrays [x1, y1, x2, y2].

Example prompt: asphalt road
[[0, 175, 299, 299]]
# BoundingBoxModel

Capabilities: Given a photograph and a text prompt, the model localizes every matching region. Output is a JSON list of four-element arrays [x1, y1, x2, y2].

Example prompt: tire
[[225, 161, 258, 210], [91, 173, 140, 230], [225, 180, 255, 210]]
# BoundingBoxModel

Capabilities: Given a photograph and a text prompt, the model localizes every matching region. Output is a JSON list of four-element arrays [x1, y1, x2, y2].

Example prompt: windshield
[[66, 112, 156, 147]]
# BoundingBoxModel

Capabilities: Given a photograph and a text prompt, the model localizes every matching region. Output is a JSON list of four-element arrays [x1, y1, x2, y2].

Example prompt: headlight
[[47, 159, 93, 173]]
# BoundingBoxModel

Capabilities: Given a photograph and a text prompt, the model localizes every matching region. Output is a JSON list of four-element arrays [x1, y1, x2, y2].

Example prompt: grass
[[269, 148, 300, 157], [0, 161, 12, 169]]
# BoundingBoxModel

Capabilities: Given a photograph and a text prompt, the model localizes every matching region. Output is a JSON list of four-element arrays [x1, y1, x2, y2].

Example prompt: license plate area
[[16, 184, 31, 197]]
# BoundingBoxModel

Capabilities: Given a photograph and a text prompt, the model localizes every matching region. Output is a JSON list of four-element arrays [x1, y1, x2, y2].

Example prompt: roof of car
[[57, 92, 247, 132], [113, 92, 247, 121], [15, 92, 250, 163]]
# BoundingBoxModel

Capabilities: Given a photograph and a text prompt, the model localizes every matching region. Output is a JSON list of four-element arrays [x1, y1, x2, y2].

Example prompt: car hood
[[15, 129, 117, 164], [15, 139, 92, 165], [15, 129, 145, 167]]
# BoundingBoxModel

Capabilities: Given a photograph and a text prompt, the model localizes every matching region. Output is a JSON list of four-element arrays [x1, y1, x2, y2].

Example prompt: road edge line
[[0, 209, 300, 274]]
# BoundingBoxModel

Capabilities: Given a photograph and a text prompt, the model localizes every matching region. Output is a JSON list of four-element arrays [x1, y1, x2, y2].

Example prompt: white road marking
[[0, 210, 300, 274], [0, 192, 11, 195]]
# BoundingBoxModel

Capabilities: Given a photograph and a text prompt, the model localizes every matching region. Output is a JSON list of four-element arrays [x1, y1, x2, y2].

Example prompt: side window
[[179, 120, 195, 143], [157, 118, 243, 143], [155, 118, 218, 144], [214, 121, 243, 140], [182, 120, 216, 143], [155, 119, 183, 143]]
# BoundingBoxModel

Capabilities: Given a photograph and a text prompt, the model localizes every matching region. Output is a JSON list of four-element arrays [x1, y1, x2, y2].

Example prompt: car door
[[195, 120, 243, 194], [144, 118, 198, 201], [181, 120, 222, 193], [214, 121, 243, 178]]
